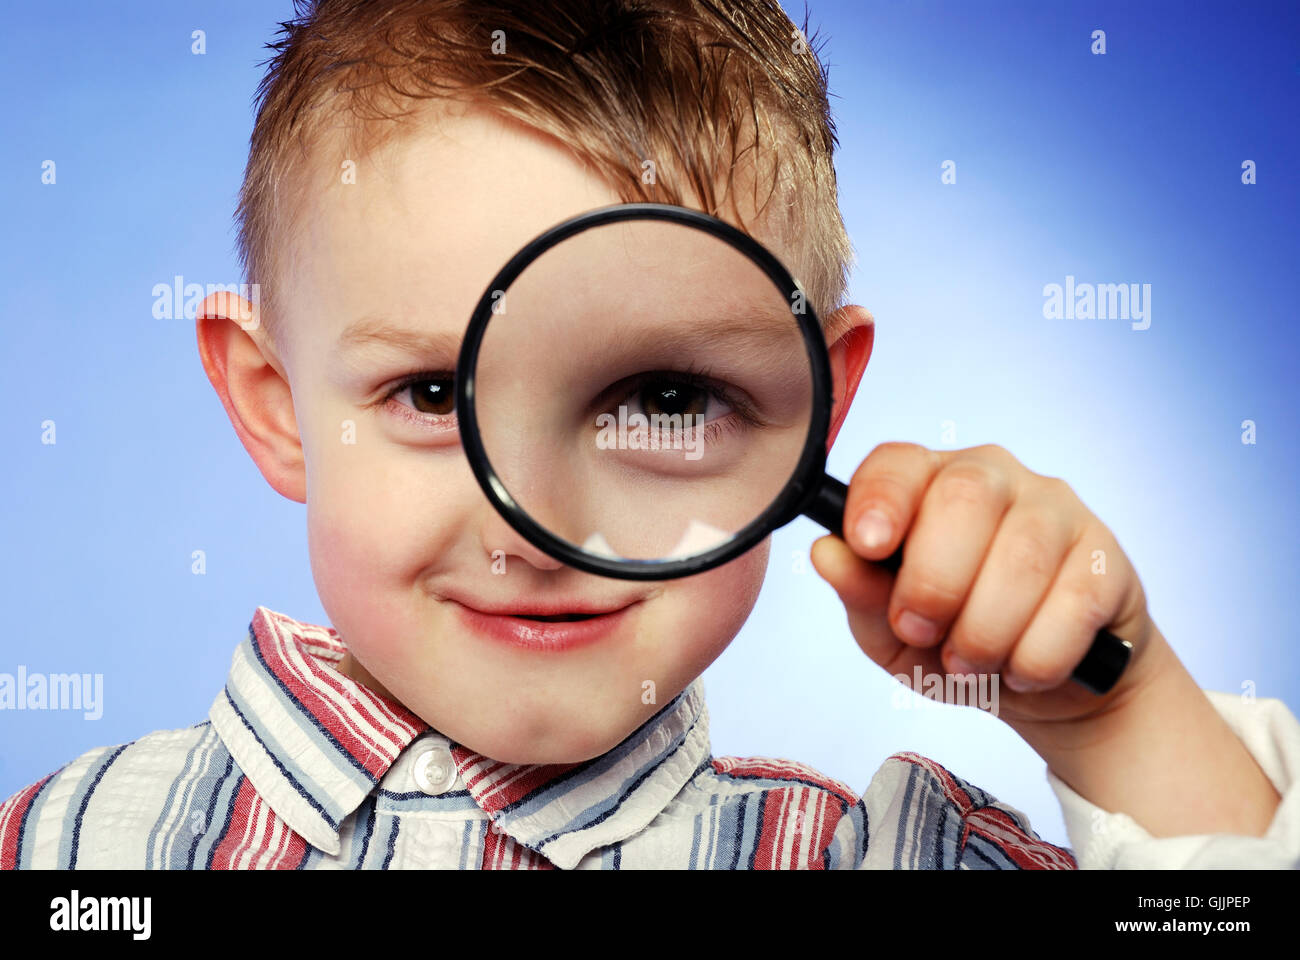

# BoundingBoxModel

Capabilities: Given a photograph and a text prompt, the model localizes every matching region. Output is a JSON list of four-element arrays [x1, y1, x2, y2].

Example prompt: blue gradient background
[[1, 1, 1296, 852]]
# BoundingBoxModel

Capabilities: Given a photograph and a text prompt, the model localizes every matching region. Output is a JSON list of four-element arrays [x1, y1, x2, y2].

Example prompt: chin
[[456, 700, 642, 765]]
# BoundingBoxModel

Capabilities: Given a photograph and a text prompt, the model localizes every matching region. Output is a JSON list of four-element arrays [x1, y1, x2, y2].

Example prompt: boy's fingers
[[1004, 524, 1144, 694], [885, 457, 1015, 648], [811, 536, 899, 667], [943, 496, 1075, 670], [843, 442, 942, 560]]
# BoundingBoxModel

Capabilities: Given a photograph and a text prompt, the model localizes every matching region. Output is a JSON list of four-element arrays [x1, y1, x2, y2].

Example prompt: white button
[[413, 744, 457, 795]]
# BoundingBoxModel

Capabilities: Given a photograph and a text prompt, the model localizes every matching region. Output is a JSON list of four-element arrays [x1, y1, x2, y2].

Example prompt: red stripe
[[209, 781, 312, 870], [482, 822, 509, 869], [250, 797, 279, 868], [261, 608, 427, 738], [888, 752, 975, 815], [262, 609, 419, 734], [210, 777, 259, 869], [965, 807, 1077, 869], [808, 790, 834, 870], [710, 756, 859, 808], [751, 791, 787, 869], [250, 611, 425, 778], [0, 773, 57, 870], [453, 748, 580, 813], [273, 823, 309, 870]]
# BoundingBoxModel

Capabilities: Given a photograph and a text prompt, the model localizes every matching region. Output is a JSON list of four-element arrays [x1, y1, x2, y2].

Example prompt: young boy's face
[[240, 100, 854, 764]]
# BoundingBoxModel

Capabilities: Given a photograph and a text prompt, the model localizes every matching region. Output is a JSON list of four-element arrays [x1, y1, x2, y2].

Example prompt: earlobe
[[824, 305, 875, 453], [195, 292, 307, 504]]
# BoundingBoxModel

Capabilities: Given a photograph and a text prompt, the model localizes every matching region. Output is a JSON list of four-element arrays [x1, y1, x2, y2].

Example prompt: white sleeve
[[1046, 690, 1300, 868]]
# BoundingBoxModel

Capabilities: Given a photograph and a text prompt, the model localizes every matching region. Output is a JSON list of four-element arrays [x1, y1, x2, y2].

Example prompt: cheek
[[656, 539, 771, 672], [301, 406, 462, 631]]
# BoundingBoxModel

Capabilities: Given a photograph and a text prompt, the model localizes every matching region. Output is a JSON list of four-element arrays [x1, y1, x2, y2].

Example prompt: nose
[[478, 502, 565, 573]]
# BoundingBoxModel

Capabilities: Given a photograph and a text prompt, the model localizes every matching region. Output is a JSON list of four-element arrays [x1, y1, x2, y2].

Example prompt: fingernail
[[946, 654, 978, 680], [1003, 673, 1041, 693], [855, 509, 892, 551], [896, 610, 939, 645]]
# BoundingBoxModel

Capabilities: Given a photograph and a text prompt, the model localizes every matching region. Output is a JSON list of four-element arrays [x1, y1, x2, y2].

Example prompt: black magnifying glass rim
[[455, 201, 833, 580]]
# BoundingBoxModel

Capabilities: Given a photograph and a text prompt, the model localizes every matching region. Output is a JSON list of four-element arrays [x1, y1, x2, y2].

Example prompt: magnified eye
[[630, 376, 731, 421]]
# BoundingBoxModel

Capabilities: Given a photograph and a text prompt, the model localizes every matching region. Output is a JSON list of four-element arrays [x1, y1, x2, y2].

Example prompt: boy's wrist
[[1011, 629, 1281, 838]]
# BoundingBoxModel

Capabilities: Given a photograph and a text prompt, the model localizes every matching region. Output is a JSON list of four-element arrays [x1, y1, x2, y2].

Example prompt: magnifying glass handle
[[805, 475, 1133, 696]]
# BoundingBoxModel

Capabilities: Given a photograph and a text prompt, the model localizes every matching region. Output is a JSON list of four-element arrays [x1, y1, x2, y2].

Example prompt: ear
[[195, 292, 307, 503], [823, 305, 875, 453]]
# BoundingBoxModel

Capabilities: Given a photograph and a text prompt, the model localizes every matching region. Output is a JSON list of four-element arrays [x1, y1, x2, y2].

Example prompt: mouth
[[512, 611, 601, 622], [448, 597, 639, 652]]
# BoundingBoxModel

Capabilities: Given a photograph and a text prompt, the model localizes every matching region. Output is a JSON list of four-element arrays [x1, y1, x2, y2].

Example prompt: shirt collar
[[209, 606, 710, 867]]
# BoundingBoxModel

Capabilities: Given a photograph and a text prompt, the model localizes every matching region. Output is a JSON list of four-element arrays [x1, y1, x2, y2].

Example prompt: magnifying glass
[[455, 202, 1132, 696]]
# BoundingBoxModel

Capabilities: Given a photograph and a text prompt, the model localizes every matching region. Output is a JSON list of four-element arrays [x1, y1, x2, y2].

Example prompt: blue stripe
[[14, 765, 65, 870], [381, 814, 399, 868], [223, 687, 340, 831], [68, 743, 130, 868], [490, 684, 695, 822], [860, 799, 870, 864], [458, 820, 473, 870], [962, 832, 1014, 869], [930, 797, 949, 869], [532, 712, 700, 851], [355, 797, 378, 868], [240, 629, 379, 785], [187, 750, 236, 868], [908, 771, 939, 869], [147, 724, 214, 868], [204, 770, 252, 868], [746, 788, 766, 869], [727, 793, 749, 870], [893, 764, 920, 870]]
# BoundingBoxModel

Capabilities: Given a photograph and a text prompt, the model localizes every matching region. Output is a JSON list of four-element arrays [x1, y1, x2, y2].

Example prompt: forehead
[[282, 100, 802, 362]]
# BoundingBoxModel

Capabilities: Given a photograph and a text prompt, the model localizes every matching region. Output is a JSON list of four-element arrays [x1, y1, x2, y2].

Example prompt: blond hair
[[235, 0, 856, 348]]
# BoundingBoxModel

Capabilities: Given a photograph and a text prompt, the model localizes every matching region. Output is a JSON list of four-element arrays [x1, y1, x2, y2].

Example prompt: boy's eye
[[409, 377, 455, 415], [386, 374, 456, 417], [627, 377, 731, 422]]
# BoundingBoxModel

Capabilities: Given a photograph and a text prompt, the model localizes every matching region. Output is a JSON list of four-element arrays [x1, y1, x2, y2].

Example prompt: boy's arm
[[1029, 632, 1299, 867], [812, 441, 1292, 860]]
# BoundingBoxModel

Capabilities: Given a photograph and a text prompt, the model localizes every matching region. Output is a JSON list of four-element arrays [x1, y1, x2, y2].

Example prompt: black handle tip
[[1069, 629, 1133, 695]]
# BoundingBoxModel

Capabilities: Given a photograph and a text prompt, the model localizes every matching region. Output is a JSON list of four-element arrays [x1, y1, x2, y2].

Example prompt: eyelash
[[376, 365, 765, 436], [378, 371, 458, 429], [609, 366, 764, 429]]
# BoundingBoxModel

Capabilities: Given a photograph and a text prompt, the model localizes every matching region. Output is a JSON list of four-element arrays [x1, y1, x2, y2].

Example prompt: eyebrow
[[335, 315, 463, 361], [334, 300, 807, 368]]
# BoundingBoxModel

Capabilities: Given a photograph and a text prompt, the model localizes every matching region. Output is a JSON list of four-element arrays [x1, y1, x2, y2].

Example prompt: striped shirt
[[3, 607, 1297, 869]]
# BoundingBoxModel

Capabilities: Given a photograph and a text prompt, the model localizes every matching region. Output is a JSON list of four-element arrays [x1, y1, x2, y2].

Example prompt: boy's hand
[[811, 442, 1160, 727]]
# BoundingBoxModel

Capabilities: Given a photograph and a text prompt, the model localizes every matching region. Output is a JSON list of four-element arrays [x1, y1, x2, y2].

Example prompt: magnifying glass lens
[[472, 218, 816, 565]]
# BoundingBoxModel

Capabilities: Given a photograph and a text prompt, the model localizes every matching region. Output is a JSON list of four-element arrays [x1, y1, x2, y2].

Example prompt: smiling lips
[[448, 597, 639, 652]]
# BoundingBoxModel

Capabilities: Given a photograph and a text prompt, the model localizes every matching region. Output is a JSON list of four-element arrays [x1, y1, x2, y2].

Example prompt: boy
[[2, 0, 1297, 869]]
